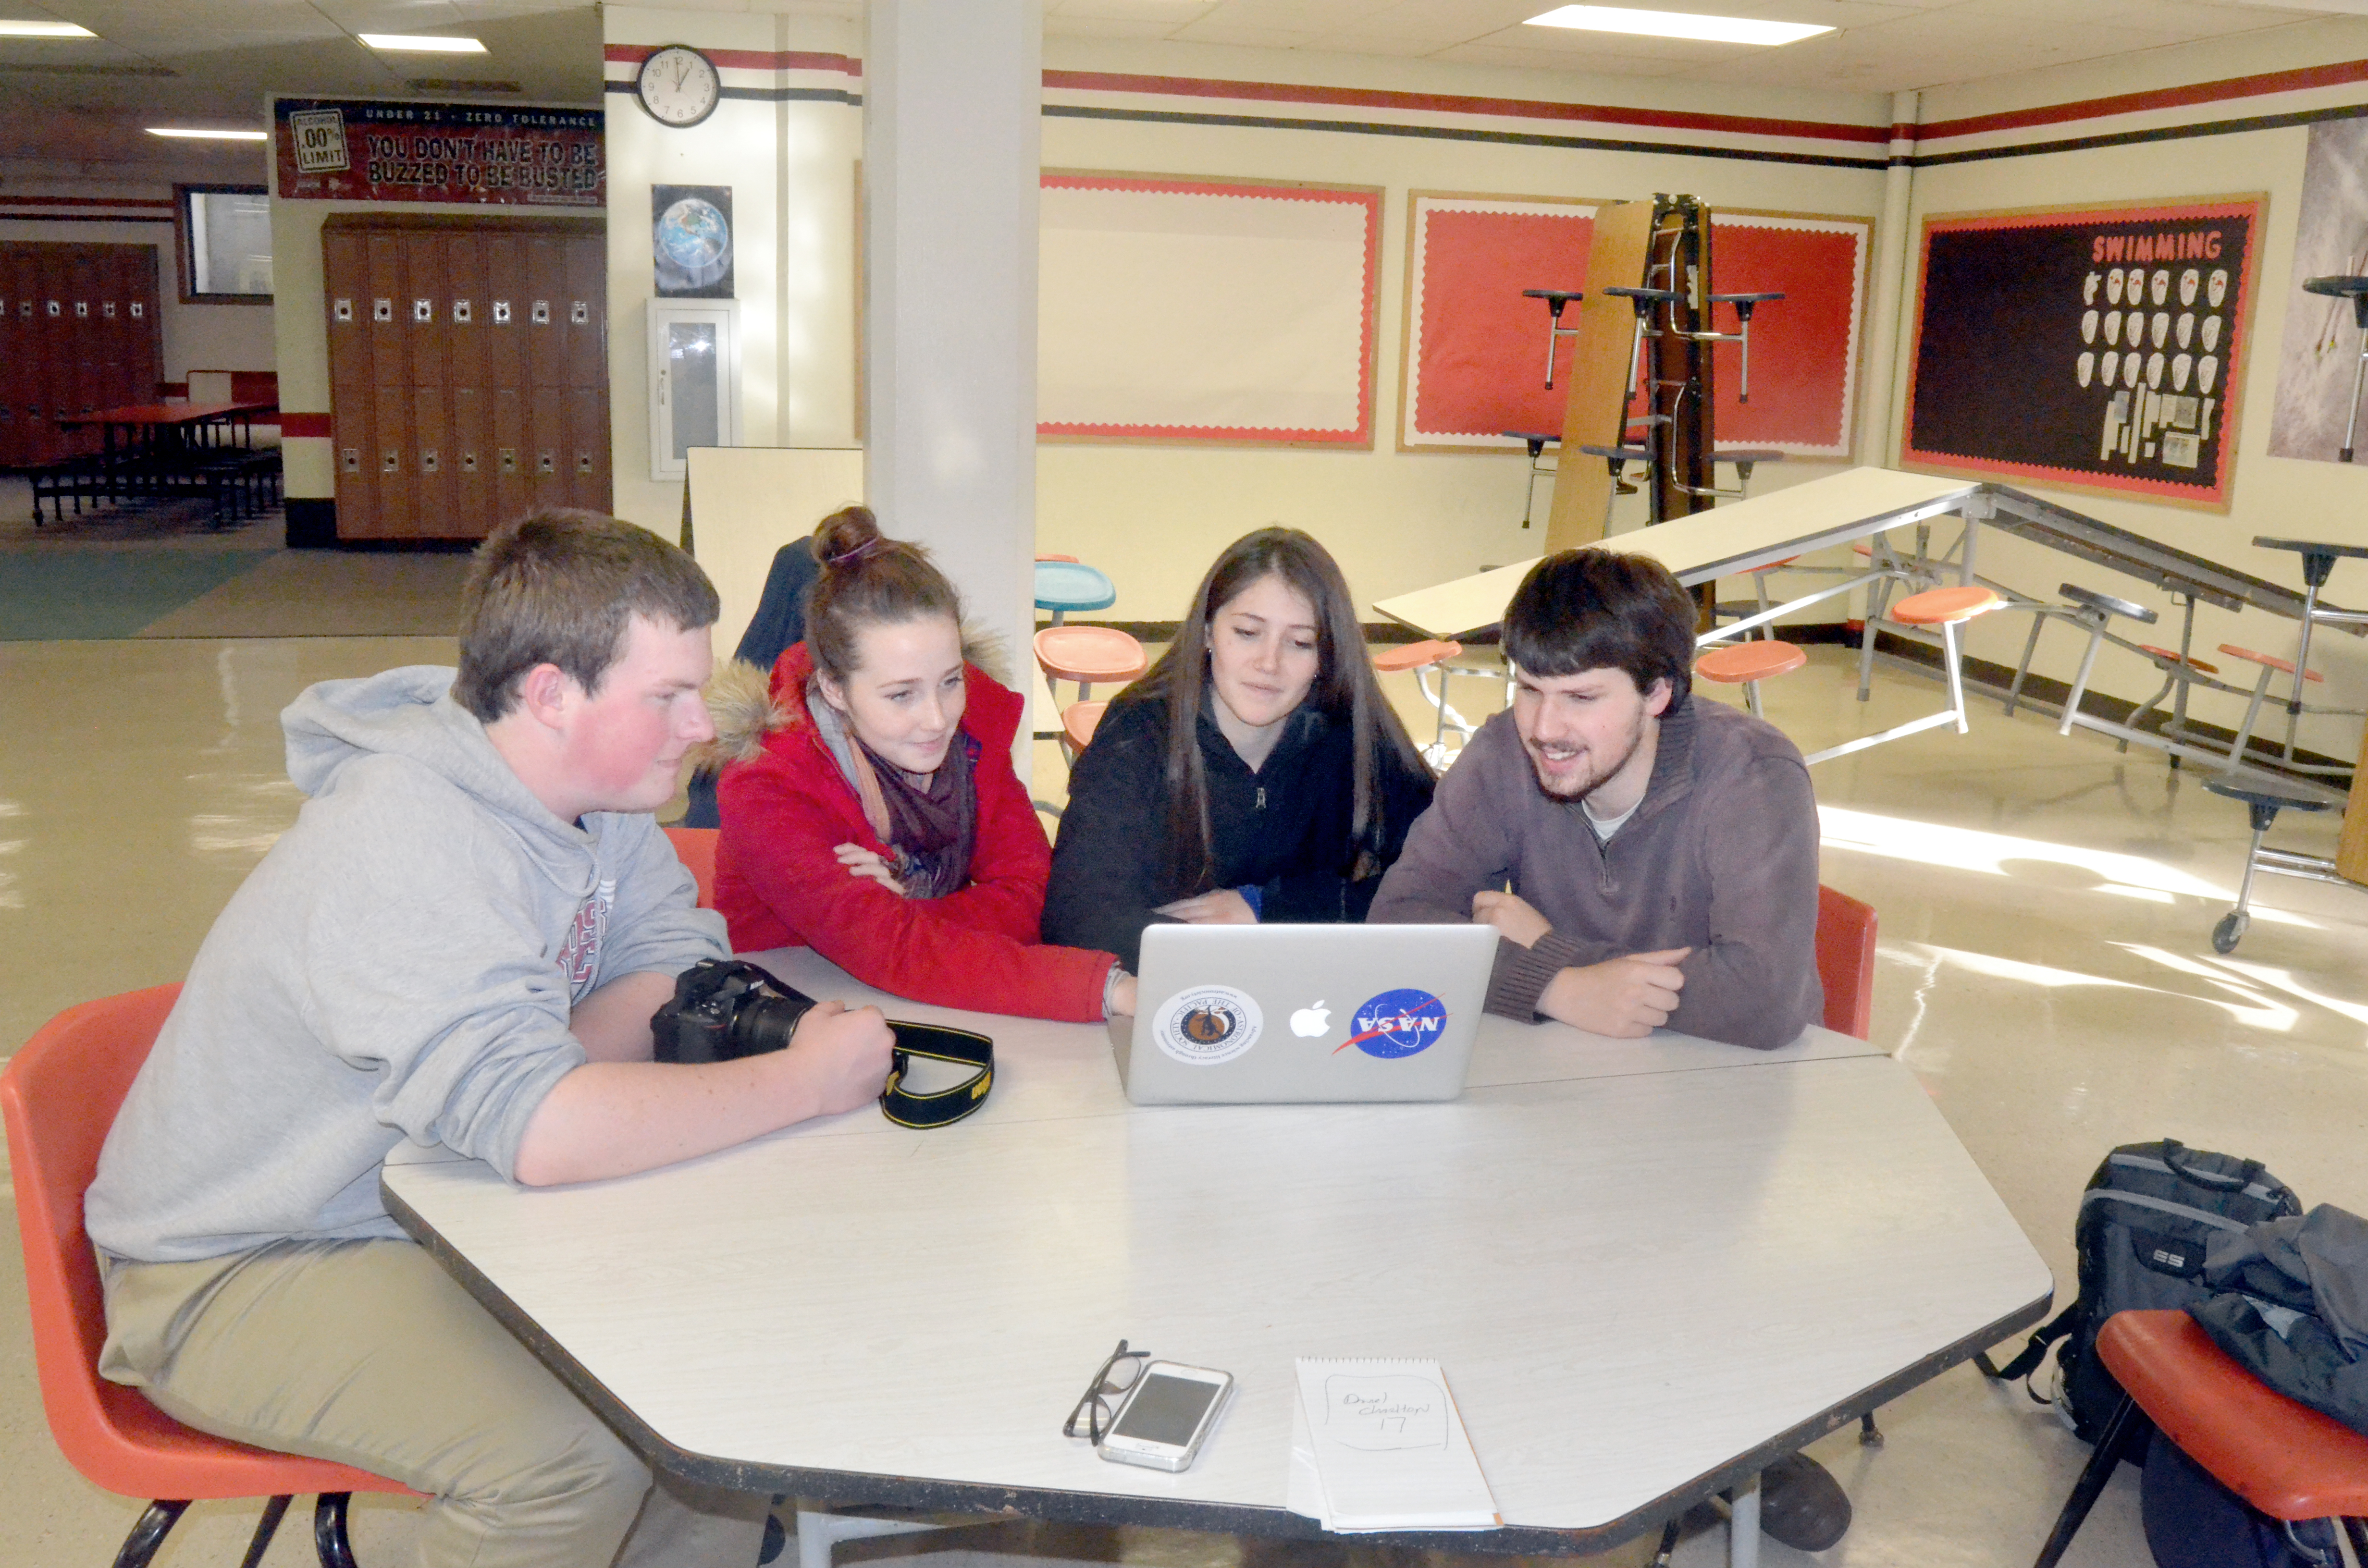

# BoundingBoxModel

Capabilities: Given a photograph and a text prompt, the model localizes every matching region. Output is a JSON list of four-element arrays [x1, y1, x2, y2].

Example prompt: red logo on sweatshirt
[[557, 880, 614, 992]]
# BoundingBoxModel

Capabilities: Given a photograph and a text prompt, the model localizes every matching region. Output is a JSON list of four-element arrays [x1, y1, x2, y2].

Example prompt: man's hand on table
[[786, 1000, 897, 1116], [1472, 891, 1690, 1038], [1540, 950, 1690, 1038]]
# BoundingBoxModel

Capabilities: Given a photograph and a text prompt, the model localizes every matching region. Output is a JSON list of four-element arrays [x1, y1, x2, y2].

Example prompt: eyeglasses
[[1062, 1339, 1149, 1443]]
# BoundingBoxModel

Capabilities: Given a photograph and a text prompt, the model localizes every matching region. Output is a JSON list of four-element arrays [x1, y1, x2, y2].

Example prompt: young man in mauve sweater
[[1369, 547, 1846, 1550], [1370, 547, 1823, 1049]]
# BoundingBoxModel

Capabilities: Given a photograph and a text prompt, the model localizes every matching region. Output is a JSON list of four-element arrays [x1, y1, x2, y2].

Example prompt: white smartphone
[[1097, 1360, 1234, 1472]]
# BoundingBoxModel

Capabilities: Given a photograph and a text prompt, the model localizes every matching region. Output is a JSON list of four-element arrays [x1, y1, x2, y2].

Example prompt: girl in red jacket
[[710, 506, 1133, 1021]]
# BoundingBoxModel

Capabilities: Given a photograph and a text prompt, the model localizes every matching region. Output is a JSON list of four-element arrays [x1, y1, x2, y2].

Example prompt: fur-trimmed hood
[[694, 635, 1019, 774]]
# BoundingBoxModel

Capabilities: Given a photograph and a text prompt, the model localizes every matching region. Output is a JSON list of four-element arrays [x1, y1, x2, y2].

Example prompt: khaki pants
[[100, 1237, 767, 1568]]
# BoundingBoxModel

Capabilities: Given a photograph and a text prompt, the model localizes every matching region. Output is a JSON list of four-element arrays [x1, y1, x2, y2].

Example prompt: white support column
[[1854, 89, 1919, 469], [863, 0, 1043, 769]]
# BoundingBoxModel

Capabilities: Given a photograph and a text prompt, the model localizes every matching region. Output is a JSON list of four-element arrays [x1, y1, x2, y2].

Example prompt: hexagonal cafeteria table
[[381, 948, 2050, 1565]]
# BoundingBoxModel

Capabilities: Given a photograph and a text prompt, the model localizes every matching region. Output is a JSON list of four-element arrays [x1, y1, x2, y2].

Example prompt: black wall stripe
[[1043, 103, 1885, 170], [1913, 99, 2368, 166], [603, 80, 860, 106], [597, 74, 2368, 170]]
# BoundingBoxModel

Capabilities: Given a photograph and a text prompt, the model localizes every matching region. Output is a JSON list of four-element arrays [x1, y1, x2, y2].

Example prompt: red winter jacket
[[714, 642, 1117, 1021]]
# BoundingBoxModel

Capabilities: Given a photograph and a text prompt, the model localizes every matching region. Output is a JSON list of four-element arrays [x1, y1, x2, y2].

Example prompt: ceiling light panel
[[358, 33, 488, 53], [147, 127, 269, 139], [0, 18, 98, 36], [1524, 5, 1835, 45]]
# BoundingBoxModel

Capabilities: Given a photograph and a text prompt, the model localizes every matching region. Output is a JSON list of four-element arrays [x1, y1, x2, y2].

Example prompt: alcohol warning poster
[[273, 98, 604, 208], [1903, 197, 2262, 510]]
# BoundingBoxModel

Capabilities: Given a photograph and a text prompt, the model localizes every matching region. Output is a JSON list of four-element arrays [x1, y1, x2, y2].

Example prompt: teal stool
[[1035, 560, 1116, 626]]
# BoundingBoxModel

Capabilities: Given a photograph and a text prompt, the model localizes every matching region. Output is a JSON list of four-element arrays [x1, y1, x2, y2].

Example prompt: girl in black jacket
[[1042, 527, 1435, 971]]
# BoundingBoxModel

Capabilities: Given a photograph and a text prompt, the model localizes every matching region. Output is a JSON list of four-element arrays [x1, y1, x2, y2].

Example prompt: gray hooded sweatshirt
[[86, 666, 727, 1264]]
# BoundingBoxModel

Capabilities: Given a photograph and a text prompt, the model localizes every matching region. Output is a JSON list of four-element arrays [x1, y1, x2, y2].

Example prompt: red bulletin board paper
[[1408, 202, 1594, 445], [1037, 174, 1380, 445], [1401, 197, 1867, 457], [273, 98, 604, 207]]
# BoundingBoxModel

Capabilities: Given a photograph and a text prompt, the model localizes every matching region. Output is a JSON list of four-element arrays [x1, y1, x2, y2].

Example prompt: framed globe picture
[[653, 184, 733, 299]]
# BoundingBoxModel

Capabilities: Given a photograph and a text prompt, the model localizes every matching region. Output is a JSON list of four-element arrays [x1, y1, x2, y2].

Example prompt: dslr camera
[[649, 959, 817, 1064]]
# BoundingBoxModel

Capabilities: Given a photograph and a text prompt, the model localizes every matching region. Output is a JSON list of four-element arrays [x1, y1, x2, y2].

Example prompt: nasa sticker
[[1341, 989, 1448, 1059], [1151, 986, 1263, 1066]]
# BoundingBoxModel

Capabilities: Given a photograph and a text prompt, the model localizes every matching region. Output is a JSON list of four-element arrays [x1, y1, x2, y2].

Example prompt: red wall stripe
[[280, 413, 333, 439], [1919, 58, 2368, 141], [1044, 69, 1887, 145], [593, 42, 2368, 149], [603, 43, 860, 74]]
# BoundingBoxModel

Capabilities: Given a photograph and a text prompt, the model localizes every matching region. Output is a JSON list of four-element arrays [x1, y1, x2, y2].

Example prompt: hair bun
[[814, 505, 883, 572]]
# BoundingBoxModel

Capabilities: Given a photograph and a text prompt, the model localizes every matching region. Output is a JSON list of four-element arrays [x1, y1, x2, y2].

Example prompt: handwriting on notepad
[[1323, 1373, 1450, 1450]]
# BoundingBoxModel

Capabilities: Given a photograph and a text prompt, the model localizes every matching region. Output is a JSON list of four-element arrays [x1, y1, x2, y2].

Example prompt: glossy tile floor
[[8, 629, 2367, 1567]]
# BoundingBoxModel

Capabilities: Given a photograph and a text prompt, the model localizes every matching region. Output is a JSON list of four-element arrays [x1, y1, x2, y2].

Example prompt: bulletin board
[[1037, 173, 1381, 447], [1397, 193, 1868, 457], [1902, 196, 2264, 510]]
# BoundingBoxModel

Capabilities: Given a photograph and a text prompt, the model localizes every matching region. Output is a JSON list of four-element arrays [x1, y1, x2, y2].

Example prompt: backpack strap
[[1975, 1302, 2079, 1384], [2158, 1138, 2264, 1192]]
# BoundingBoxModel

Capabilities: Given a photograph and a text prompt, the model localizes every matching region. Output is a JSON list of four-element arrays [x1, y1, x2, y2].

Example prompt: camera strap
[[880, 1021, 995, 1128]]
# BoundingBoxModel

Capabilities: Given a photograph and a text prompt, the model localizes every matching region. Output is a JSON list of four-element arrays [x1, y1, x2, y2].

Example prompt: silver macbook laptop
[[1110, 923, 1499, 1105]]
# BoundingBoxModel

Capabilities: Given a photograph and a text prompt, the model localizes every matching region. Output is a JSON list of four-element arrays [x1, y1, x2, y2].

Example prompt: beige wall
[[598, 18, 1894, 619], [1030, 70, 1887, 621], [603, 7, 863, 547], [1890, 26, 2368, 758], [587, 14, 2368, 754]]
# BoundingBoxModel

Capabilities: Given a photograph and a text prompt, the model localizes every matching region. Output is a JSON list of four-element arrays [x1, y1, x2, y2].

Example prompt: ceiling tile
[[1433, 38, 1697, 72]]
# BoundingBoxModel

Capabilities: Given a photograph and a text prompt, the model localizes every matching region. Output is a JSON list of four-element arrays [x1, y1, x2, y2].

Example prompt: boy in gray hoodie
[[85, 512, 895, 1568]]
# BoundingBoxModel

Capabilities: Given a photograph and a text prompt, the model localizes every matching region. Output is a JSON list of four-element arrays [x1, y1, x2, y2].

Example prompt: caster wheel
[[2212, 911, 2246, 954]]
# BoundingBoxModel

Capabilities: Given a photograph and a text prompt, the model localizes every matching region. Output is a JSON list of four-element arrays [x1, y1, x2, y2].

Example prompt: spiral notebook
[[1286, 1358, 1500, 1532]]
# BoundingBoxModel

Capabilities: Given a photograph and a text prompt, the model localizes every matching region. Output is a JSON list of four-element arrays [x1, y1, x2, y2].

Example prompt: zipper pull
[[1256, 786, 1266, 809]]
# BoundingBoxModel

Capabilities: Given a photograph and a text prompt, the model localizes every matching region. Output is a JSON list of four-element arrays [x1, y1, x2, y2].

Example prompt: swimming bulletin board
[[1902, 196, 2265, 511], [1397, 193, 1869, 457]]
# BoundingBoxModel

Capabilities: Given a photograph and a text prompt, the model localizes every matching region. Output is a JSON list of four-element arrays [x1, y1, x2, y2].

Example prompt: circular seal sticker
[[1344, 989, 1448, 1059], [1150, 985, 1264, 1066]]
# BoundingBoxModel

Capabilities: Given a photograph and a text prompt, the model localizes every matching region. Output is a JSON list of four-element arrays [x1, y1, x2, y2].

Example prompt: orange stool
[[1809, 584, 2003, 765], [2033, 1310, 2368, 1566], [1060, 699, 1108, 761], [2121, 641, 2222, 756], [1373, 638, 1471, 765], [2218, 643, 2326, 770], [663, 824, 719, 909], [1695, 638, 1806, 720], [1034, 624, 1147, 703]]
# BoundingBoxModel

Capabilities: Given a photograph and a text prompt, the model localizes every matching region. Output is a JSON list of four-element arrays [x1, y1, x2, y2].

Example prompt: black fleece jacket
[[1041, 690, 1434, 971]]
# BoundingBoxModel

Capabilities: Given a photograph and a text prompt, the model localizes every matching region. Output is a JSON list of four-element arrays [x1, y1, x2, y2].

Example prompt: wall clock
[[636, 45, 720, 129]]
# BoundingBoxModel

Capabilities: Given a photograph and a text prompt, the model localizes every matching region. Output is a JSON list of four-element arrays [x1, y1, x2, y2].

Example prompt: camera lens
[[729, 994, 807, 1056]]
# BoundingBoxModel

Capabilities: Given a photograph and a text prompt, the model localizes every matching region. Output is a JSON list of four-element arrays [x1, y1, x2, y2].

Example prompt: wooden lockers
[[321, 213, 607, 541], [0, 243, 161, 469]]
